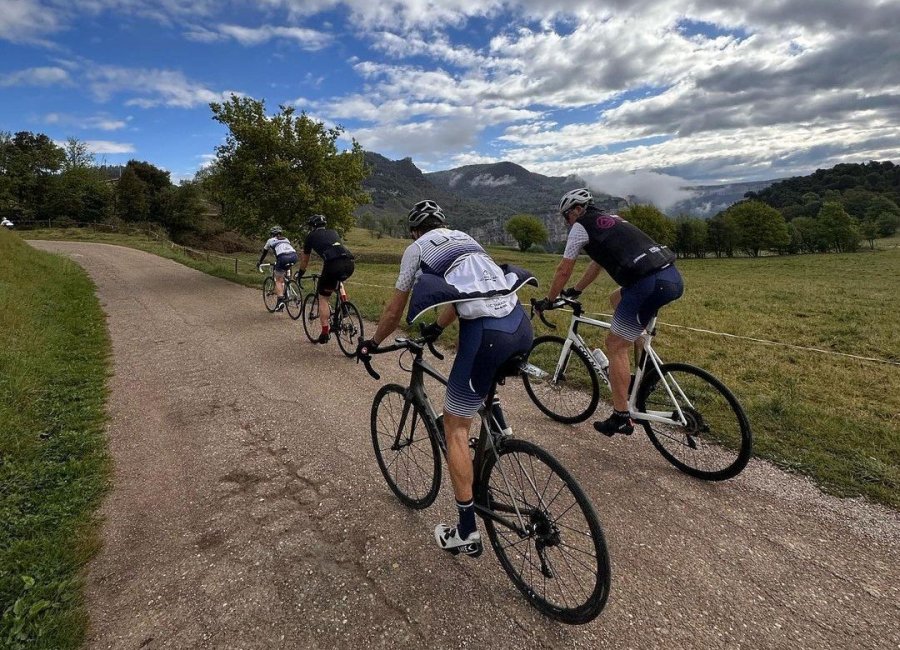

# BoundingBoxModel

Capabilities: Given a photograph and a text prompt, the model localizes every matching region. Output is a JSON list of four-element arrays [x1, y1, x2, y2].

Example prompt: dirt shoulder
[[32, 241, 900, 649]]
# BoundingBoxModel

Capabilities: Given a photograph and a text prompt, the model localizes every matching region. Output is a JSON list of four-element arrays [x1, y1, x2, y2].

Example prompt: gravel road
[[31, 241, 900, 650]]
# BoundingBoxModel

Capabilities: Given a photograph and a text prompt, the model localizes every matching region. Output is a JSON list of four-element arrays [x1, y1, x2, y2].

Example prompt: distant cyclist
[[356, 200, 535, 558], [257, 225, 298, 312], [1, 217, 13, 229], [296, 214, 355, 344], [536, 188, 684, 436]]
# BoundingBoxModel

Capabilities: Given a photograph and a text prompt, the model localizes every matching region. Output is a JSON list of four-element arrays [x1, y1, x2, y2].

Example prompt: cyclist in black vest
[[296, 214, 355, 344], [535, 188, 684, 436]]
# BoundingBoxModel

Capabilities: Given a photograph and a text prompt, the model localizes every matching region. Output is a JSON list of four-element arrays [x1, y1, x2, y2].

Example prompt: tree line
[[0, 95, 369, 250]]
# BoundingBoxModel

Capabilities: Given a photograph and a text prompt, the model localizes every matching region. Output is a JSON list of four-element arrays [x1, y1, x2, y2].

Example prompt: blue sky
[[2, 0, 899, 208]]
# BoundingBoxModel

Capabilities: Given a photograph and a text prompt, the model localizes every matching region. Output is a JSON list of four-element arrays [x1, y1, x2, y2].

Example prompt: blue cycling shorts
[[611, 265, 683, 341], [274, 252, 298, 276], [445, 305, 533, 418]]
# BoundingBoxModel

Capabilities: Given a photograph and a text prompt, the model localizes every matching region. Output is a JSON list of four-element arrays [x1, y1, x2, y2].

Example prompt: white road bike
[[523, 297, 752, 481]]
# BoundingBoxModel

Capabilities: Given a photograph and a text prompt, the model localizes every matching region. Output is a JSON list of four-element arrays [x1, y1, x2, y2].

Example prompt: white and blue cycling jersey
[[264, 237, 296, 257], [397, 228, 536, 323]]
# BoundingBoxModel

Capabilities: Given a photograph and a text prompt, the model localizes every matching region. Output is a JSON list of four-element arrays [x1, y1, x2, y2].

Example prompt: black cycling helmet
[[270, 225, 284, 236], [307, 214, 326, 228], [558, 188, 594, 215], [407, 200, 446, 229]]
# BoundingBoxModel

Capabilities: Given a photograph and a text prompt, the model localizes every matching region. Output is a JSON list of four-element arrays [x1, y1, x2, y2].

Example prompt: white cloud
[[84, 139, 135, 154], [186, 23, 332, 50], [0, 66, 70, 86], [579, 170, 695, 212], [0, 0, 61, 44], [43, 112, 127, 130], [87, 65, 239, 108]]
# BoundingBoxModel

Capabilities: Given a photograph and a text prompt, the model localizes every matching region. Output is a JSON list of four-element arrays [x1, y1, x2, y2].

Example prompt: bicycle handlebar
[[358, 334, 444, 381], [530, 296, 585, 329]]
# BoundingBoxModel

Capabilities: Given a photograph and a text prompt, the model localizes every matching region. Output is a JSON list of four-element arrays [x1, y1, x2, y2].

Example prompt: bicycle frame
[[375, 341, 540, 537], [541, 301, 691, 428]]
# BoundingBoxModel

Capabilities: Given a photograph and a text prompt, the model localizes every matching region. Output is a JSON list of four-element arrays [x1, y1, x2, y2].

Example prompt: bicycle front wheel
[[262, 277, 278, 312], [522, 335, 602, 424], [636, 362, 752, 481], [335, 301, 364, 357], [285, 280, 302, 320], [301, 293, 319, 342], [480, 438, 610, 624], [371, 384, 441, 509]]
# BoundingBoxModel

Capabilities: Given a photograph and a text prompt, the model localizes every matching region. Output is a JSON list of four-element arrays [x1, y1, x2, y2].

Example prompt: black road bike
[[299, 275, 364, 357], [360, 335, 611, 624]]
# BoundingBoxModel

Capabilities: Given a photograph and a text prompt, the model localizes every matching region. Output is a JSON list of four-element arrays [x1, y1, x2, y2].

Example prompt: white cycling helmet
[[407, 200, 446, 228], [558, 188, 593, 215]]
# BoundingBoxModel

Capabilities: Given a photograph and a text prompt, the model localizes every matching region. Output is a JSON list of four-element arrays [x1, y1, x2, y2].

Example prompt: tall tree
[[817, 201, 860, 252], [706, 212, 739, 257], [724, 200, 790, 257], [505, 213, 548, 251], [62, 137, 94, 171], [116, 167, 149, 222], [618, 204, 676, 247], [674, 216, 708, 258], [0, 131, 65, 218], [209, 95, 369, 236]]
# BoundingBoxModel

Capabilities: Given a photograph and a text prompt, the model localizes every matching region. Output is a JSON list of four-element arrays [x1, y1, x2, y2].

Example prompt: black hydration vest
[[576, 207, 675, 287]]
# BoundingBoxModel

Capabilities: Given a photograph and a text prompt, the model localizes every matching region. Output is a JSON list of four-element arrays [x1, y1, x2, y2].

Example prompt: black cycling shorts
[[317, 258, 355, 296]]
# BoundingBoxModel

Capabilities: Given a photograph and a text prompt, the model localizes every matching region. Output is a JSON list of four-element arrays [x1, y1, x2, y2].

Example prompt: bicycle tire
[[636, 362, 752, 481], [522, 335, 602, 424], [262, 277, 278, 313], [371, 384, 441, 509], [479, 438, 610, 624], [285, 280, 302, 320], [301, 293, 319, 342], [335, 301, 364, 357]]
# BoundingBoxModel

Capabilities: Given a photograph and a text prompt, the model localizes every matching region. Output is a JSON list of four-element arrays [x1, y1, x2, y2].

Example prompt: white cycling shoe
[[434, 524, 482, 557]]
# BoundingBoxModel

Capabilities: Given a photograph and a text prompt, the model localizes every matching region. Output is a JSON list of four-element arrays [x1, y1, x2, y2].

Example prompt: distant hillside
[[356, 153, 627, 245], [748, 161, 900, 209], [668, 180, 780, 217]]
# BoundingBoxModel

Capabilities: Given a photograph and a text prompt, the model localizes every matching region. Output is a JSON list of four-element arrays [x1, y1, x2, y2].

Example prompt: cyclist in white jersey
[[357, 200, 535, 557], [257, 226, 298, 312]]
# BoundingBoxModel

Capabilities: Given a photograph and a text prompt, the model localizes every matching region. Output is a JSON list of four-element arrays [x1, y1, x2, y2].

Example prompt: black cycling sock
[[456, 499, 476, 538], [613, 409, 631, 419]]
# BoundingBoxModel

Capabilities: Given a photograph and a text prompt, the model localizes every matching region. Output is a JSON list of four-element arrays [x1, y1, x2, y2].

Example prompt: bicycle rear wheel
[[636, 362, 752, 480], [301, 293, 319, 342], [335, 301, 364, 357], [522, 335, 602, 424], [371, 384, 441, 509], [262, 277, 278, 312], [480, 438, 610, 624], [285, 280, 302, 320]]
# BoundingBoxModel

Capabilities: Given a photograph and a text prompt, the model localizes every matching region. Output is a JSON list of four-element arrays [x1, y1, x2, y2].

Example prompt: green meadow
[[20, 226, 900, 508]]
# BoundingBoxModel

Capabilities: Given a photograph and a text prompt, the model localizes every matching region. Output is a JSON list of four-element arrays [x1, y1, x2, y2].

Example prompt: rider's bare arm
[[435, 304, 458, 329], [547, 258, 576, 300], [574, 261, 603, 292], [372, 289, 410, 345]]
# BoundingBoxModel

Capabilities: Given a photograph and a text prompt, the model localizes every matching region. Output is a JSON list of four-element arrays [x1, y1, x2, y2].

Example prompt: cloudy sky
[[2, 0, 898, 201]]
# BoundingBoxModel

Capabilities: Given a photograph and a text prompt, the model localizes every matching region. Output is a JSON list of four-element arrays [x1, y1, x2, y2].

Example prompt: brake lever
[[357, 337, 381, 380]]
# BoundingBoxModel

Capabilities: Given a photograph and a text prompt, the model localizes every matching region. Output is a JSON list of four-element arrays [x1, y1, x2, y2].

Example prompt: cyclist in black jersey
[[536, 188, 684, 436], [296, 214, 355, 343]]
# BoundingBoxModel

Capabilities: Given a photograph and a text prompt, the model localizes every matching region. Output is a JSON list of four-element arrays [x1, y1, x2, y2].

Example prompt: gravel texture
[[31, 241, 900, 650]]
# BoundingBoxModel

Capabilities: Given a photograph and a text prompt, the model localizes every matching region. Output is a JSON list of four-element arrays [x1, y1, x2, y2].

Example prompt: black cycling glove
[[533, 297, 554, 312], [356, 338, 378, 361], [420, 322, 444, 343], [561, 287, 582, 298]]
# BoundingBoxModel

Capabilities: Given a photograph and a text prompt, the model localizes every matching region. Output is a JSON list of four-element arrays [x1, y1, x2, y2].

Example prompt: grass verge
[[0, 229, 111, 648]]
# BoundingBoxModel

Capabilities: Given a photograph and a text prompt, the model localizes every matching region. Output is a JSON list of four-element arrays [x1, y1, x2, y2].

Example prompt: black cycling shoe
[[316, 331, 330, 344], [275, 300, 286, 312], [594, 411, 634, 437]]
